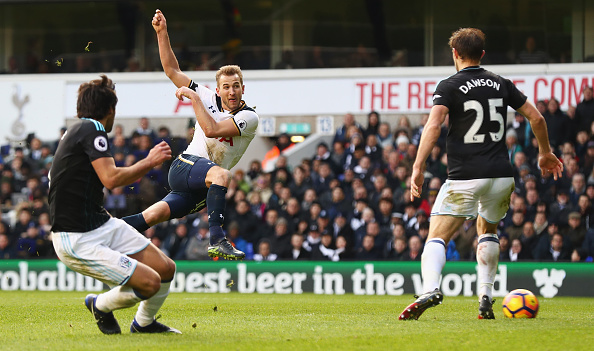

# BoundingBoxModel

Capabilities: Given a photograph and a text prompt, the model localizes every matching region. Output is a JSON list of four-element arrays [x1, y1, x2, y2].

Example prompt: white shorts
[[52, 217, 150, 286], [430, 177, 515, 223]]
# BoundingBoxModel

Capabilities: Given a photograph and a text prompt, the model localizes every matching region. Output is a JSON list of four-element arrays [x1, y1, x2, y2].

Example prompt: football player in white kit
[[123, 9, 258, 260]]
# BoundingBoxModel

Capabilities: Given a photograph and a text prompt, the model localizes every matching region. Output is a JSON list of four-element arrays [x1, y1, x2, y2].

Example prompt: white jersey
[[184, 80, 259, 170]]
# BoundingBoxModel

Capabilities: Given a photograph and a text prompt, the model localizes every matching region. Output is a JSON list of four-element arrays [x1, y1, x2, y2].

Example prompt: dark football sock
[[207, 184, 227, 245], [122, 213, 150, 233]]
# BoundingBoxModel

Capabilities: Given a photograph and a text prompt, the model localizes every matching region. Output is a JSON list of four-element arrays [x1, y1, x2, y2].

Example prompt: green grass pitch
[[0, 291, 592, 351]]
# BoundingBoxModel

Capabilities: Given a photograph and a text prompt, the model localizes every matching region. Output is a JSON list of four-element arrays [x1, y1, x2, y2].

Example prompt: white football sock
[[421, 238, 446, 293], [95, 286, 143, 312], [134, 279, 172, 327], [477, 233, 500, 300]]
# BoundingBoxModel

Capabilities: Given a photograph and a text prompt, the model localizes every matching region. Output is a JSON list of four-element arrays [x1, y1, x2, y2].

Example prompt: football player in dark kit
[[399, 28, 563, 320], [49, 75, 180, 334]]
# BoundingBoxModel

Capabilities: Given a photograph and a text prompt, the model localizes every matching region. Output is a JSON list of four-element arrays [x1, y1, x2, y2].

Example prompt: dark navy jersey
[[49, 118, 112, 232], [433, 66, 527, 180]]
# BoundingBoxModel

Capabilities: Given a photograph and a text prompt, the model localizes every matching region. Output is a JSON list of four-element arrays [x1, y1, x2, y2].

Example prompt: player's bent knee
[[208, 167, 231, 187], [163, 257, 176, 280], [145, 278, 161, 297]]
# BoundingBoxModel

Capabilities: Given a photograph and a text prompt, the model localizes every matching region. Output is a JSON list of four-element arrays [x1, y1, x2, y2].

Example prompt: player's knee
[[210, 168, 231, 187], [164, 257, 176, 280], [145, 276, 162, 297]]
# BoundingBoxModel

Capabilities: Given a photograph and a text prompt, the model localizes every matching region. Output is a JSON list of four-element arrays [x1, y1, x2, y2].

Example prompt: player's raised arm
[[92, 141, 171, 190], [152, 9, 191, 88], [175, 86, 240, 138], [516, 100, 563, 180]]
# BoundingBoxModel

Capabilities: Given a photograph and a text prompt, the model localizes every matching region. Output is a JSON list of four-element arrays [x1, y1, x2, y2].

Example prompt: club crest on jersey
[[237, 119, 247, 131], [94, 136, 108, 152], [119, 256, 132, 269]]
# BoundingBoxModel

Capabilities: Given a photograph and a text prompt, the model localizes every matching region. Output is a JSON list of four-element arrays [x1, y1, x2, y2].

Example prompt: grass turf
[[0, 291, 592, 351]]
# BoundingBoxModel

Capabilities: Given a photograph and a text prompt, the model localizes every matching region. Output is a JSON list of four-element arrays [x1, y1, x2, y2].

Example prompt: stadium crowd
[[1, 88, 594, 263]]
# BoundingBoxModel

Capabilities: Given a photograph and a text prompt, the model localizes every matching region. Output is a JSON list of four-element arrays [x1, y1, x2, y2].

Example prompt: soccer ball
[[502, 289, 539, 318]]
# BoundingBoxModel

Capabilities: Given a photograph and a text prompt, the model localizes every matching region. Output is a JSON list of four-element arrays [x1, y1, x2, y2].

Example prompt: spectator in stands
[[403, 235, 423, 261], [569, 173, 586, 206], [12, 206, 35, 242], [511, 111, 531, 148], [534, 221, 570, 260], [386, 236, 408, 260], [364, 134, 383, 167], [563, 212, 587, 250], [363, 111, 381, 139], [185, 219, 212, 260], [581, 228, 594, 259], [311, 231, 336, 261], [253, 238, 277, 261], [303, 224, 322, 252], [281, 233, 310, 260], [504, 210, 526, 241], [332, 212, 355, 250], [135, 117, 156, 140], [571, 247, 590, 262], [506, 129, 523, 164], [161, 221, 190, 260], [227, 199, 260, 245], [269, 217, 292, 257], [0, 233, 16, 259], [576, 194, 594, 230], [549, 189, 574, 227], [451, 219, 477, 260], [543, 98, 569, 150], [525, 187, 540, 221], [575, 86, 594, 133], [542, 232, 572, 261], [498, 233, 511, 261], [245, 190, 266, 220], [509, 238, 532, 261], [104, 186, 129, 218], [520, 221, 539, 258], [355, 234, 381, 260], [517, 36, 549, 64], [333, 113, 362, 144], [284, 197, 303, 234], [533, 211, 549, 237], [377, 122, 394, 149], [288, 165, 311, 202]]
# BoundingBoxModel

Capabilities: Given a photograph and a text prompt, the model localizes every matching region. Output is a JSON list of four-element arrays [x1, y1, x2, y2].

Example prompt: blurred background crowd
[[1, 85, 593, 263]]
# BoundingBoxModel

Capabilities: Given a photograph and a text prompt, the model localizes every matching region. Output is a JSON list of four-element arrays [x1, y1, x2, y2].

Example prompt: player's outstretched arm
[[152, 9, 191, 88], [410, 104, 448, 201], [176, 87, 240, 138], [92, 141, 172, 190], [516, 100, 563, 180]]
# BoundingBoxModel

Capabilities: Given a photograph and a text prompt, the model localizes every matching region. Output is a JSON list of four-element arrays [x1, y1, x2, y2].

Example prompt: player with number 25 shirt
[[398, 28, 562, 321], [433, 66, 526, 180]]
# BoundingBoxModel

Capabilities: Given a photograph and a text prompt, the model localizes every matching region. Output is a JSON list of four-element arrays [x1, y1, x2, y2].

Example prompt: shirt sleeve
[[80, 123, 112, 161], [432, 79, 452, 109], [233, 110, 259, 137], [189, 80, 216, 105], [505, 78, 528, 110]]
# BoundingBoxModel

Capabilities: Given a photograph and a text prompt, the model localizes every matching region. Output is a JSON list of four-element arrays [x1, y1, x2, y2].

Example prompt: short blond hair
[[215, 65, 243, 86]]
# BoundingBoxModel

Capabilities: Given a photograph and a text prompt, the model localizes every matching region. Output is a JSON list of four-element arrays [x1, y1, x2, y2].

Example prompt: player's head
[[448, 28, 486, 66], [77, 75, 118, 132], [216, 65, 245, 111]]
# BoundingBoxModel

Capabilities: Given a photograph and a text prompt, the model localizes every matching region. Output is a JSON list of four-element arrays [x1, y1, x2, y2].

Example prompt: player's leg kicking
[[124, 155, 244, 260]]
